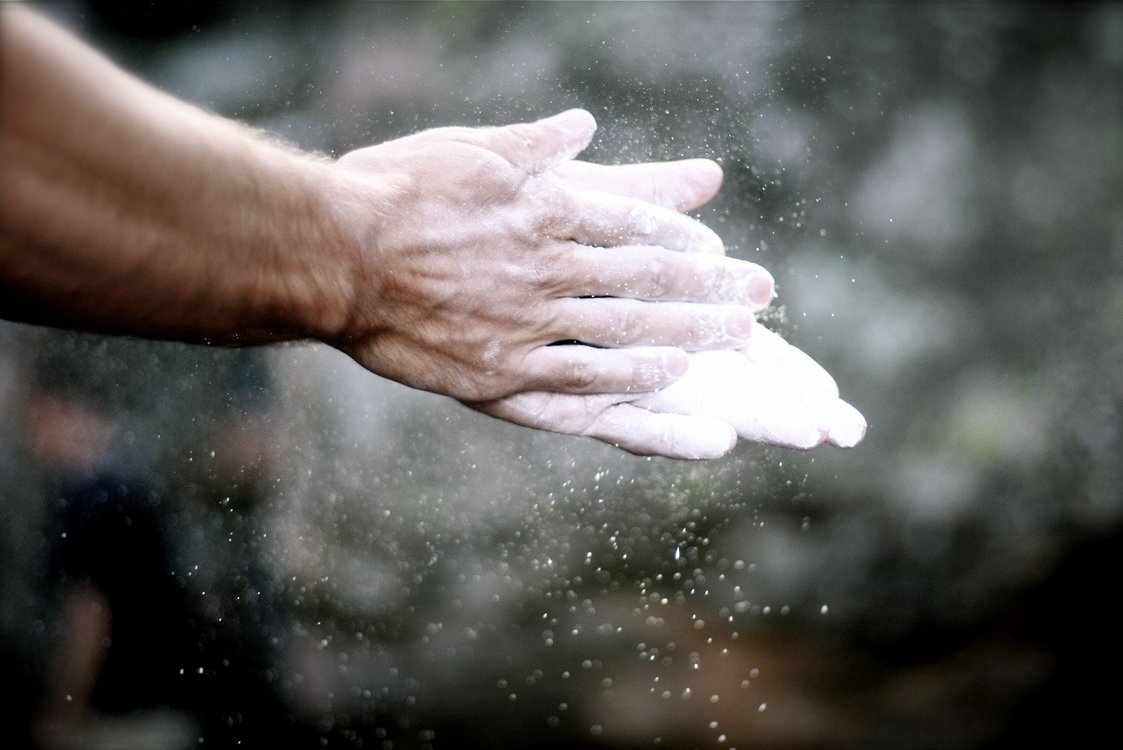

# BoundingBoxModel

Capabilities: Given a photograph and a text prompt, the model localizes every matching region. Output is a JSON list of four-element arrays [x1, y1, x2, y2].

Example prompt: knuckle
[[523, 258, 551, 290], [563, 357, 599, 391], [646, 256, 677, 299], [611, 306, 644, 345], [528, 179, 574, 237], [460, 343, 517, 401], [523, 250, 569, 296], [627, 203, 659, 242]]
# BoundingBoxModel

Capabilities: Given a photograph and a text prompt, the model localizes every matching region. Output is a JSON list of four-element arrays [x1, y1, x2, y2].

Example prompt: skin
[[1, 5, 777, 459]]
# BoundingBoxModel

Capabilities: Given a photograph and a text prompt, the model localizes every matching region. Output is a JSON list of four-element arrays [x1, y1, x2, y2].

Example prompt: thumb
[[490, 109, 597, 174]]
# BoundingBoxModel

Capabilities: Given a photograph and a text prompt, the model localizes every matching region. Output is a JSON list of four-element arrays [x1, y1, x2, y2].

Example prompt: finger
[[583, 404, 737, 459], [636, 351, 826, 449], [560, 244, 774, 309], [636, 350, 867, 449], [549, 298, 756, 351], [825, 399, 867, 448], [469, 393, 737, 460], [514, 345, 689, 395], [360, 110, 596, 173], [494, 109, 598, 172], [552, 159, 724, 211], [411, 109, 598, 174], [731, 382, 865, 450], [561, 190, 725, 253]]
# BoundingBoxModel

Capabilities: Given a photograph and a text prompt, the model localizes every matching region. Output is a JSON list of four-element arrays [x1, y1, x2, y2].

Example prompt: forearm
[[2, 6, 798, 451], [0, 6, 360, 343]]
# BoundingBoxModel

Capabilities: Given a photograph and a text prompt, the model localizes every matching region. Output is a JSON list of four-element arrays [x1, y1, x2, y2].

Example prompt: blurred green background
[[2, 2, 1121, 748]]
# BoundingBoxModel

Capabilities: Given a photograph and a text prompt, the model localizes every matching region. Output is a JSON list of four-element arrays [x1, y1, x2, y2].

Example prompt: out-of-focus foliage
[[2, 2, 1120, 749]]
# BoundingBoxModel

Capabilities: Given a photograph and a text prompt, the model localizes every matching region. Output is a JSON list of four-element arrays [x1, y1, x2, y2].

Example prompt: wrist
[[299, 161, 413, 347], [256, 153, 365, 345]]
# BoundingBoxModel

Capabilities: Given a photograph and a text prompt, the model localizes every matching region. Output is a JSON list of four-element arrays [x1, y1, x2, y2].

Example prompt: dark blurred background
[[2, 2, 1121, 748]]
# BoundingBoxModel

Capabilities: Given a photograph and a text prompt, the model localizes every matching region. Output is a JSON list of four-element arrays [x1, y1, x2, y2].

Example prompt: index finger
[[559, 244, 775, 309], [469, 392, 738, 460], [404, 109, 599, 173], [560, 189, 726, 254], [552, 159, 723, 212]]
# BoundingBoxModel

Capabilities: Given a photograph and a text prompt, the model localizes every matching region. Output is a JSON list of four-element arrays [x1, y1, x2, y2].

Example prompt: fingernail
[[749, 269, 776, 307], [827, 399, 868, 448]]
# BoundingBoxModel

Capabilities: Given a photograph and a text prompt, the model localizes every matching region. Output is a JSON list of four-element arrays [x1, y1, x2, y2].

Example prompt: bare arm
[[1, 6, 774, 412], [0, 5, 359, 345]]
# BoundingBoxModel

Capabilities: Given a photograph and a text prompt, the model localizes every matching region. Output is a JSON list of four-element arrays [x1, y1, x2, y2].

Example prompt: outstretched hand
[[635, 327, 868, 452], [1, 7, 860, 461], [457, 114, 866, 458], [471, 330, 867, 460], [328, 110, 774, 404]]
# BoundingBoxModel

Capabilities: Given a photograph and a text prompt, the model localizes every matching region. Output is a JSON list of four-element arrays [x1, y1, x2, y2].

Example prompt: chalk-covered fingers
[[386, 111, 725, 218], [582, 402, 737, 459], [392, 109, 599, 174], [552, 158, 723, 212], [559, 245, 774, 309], [634, 329, 867, 450], [468, 392, 738, 460], [471, 328, 867, 458], [515, 345, 688, 396], [483, 109, 599, 172], [547, 298, 755, 352], [556, 188, 726, 253]]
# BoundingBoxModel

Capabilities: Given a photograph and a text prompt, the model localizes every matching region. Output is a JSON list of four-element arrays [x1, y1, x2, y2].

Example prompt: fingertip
[[826, 399, 868, 448], [590, 408, 736, 460], [766, 422, 829, 450], [707, 421, 739, 458], [725, 309, 756, 343], [536, 109, 597, 163], [749, 267, 776, 309], [549, 108, 597, 136], [664, 158, 724, 211], [691, 158, 724, 192]]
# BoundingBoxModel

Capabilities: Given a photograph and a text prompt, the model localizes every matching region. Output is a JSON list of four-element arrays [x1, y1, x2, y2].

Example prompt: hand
[[468, 141, 866, 459], [474, 325, 867, 459], [636, 326, 868, 450], [465, 149, 765, 459], [328, 110, 775, 403]]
